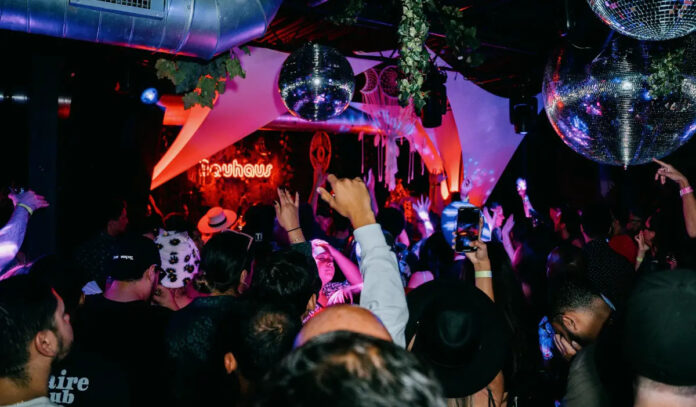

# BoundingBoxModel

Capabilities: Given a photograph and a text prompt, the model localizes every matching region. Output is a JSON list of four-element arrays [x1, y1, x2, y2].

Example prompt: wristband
[[17, 203, 33, 216], [286, 227, 301, 233], [680, 186, 693, 197], [475, 270, 492, 279], [636, 256, 644, 262]]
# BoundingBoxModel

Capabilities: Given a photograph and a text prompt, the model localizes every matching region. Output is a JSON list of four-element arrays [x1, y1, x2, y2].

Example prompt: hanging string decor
[[360, 66, 420, 190]]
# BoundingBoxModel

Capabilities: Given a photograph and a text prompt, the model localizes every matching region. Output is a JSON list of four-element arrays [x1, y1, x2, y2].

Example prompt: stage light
[[141, 88, 159, 104], [509, 95, 537, 135]]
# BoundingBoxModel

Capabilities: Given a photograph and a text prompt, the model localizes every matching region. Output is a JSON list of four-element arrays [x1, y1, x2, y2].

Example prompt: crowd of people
[[1, 158, 696, 407]]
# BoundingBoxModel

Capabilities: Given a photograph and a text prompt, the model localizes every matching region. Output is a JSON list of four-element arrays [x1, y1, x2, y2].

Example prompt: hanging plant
[[325, 0, 481, 110], [397, 0, 431, 111], [424, 0, 483, 67], [155, 47, 249, 109], [647, 48, 686, 99], [326, 0, 366, 25]]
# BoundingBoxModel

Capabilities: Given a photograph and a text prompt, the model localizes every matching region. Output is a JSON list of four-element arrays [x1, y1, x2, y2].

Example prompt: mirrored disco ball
[[278, 43, 355, 122], [587, 0, 696, 41], [543, 36, 696, 167]]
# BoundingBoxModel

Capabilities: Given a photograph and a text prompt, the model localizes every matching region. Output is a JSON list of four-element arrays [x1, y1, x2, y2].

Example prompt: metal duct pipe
[[261, 107, 382, 134], [0, 0, 283, 60]]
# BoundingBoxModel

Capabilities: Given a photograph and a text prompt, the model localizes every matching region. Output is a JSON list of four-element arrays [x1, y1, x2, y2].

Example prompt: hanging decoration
[[155, 48, 248, 109], [309, 131, 333, 173], [361, 66, 419, 190], [586, 0, 696, 41], [278, 43, 356, 122], [543, 36, 696, 167], [325, 0, 480, 110]]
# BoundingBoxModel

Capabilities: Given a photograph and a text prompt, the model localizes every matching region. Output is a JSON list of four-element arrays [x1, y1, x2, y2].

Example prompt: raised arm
[[318, 241, 362, 286], [318, 175, 408, 347], [0, 190, 49, 273], [654, 158, 696, 238]]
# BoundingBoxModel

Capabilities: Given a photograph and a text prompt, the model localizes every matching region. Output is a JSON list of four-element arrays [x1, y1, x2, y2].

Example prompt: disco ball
[[543, 36, 696, 167], [587, 0, 696, 41], [278, 43, 355, 122]]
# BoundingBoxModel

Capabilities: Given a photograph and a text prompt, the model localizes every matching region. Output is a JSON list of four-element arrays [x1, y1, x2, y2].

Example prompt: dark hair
[[560, 208, 582, 240], [247, 249, 321, 319], [254, 331, 446, 407], [198, 232, 253, 294], [242, 204, 275, 242], [549, 278, 601, 321], [139, 213, 164, 236], [416, 232, 454, 278], [163, 212, 189, 233], [546, 244, 587, 302], [581, 203, 613, 240], [102, 196, 126, 225], [29, 255, 84, 316], [223, 304, 301, 382], [377, 208, 406, 239], [0, 275, 58, 382], [462, 242, 538, 398]]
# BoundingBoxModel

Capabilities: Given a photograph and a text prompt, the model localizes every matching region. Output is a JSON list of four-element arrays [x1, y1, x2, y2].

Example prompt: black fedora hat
[[623, 269, 696, 386], [406, 279, 508, 398]]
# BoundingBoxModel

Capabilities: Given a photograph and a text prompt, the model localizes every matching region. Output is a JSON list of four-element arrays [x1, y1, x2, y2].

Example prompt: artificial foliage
[[328, 0, 480, 111], [155, 48, 248, 109], [398, 0, 431, 110], [648, 48, 686, 99]]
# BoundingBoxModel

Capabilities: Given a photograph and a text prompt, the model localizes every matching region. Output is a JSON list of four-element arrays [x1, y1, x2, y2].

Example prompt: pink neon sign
[[199, 159, 273, 179]]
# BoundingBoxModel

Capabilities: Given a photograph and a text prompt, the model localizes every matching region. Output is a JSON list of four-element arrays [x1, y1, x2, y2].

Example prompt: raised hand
[[273, 188, 300, 232], [363, 169, 376, 192], [9, 189, 49, 213], [318, 175, 376, 229], [635, 232, 650, 254], [482, 207, 494, 229], [654, 158, 689, 187], [465, 240, 490, 269], [502, 214, 515, 237], [414, 195, 431, 219]]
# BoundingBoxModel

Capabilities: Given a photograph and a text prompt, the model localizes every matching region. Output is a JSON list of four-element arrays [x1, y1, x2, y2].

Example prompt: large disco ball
[[278, 43, 355, 122], [543, 36, 696, 167], [587, 0, 696, 41]]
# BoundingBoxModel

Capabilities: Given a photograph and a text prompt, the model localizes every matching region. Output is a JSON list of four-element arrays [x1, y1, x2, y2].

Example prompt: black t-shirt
[[165, 296, 249, 406], [72, 295, 172, 407], [49, 349, 130, 407]]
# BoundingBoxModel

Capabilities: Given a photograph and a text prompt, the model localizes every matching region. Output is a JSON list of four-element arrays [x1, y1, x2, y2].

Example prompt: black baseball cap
[[623, 269, 696, 386], [107, 235, 162, 281]]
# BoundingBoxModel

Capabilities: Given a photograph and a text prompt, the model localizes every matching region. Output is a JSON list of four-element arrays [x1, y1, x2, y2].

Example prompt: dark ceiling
[[0, 0, 612, 100], [253, 0, 611, 97]]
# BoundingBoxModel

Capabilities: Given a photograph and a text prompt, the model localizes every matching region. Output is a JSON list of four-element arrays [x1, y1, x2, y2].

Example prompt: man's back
[[72, 295, 171, 406]]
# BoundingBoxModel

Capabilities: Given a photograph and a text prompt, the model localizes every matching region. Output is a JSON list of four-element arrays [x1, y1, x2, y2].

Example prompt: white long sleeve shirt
[[354, 223, 409, 347]]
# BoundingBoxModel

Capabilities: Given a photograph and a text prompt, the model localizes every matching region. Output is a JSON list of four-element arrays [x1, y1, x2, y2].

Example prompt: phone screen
[[455, 207, 481, 253]]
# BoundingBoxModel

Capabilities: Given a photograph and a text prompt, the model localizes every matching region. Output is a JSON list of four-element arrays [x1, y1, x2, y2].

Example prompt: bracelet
[[17, 203, 33, 216], [475, 270, 492, 279], [680, 186, 693, 197], [286, 227, 301, 233], [636, 256, 644, 262]]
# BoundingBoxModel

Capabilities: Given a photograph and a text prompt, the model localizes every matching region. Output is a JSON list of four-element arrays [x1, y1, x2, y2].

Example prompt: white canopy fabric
[[151, 46, 380, 189]]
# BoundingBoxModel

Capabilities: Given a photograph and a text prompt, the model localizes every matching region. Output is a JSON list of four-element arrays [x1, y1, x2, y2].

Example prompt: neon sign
[[199, 159, 273, 179]]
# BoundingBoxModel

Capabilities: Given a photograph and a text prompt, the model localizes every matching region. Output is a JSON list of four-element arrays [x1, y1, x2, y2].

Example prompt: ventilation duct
[[0, 0, 284, 59]]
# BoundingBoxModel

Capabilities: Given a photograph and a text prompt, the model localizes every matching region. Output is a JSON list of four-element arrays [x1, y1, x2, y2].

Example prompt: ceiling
[[252, 0, 611, 97]]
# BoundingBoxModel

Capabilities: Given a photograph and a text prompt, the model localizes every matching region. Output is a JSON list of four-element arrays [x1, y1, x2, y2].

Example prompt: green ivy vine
[[327, 0, 481, 111], [155, 47, 249, 109], [647, 48, 686, 99]]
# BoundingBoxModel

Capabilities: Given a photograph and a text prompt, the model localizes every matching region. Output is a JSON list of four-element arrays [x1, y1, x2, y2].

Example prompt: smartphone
[[455, 207, 481, 253]]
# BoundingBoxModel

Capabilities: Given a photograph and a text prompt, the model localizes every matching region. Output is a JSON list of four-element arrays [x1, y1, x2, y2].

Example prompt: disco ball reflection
[[587, 0, 696, 41], [278, 43, 355, 122], [543, 37, 696, 167]]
